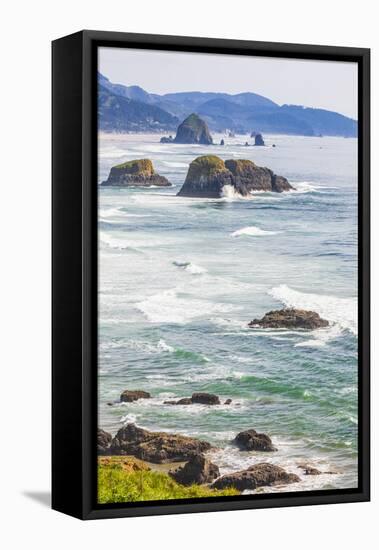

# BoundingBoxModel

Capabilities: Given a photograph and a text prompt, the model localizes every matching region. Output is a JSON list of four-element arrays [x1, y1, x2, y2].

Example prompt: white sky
[[99, 47, 358, 119]]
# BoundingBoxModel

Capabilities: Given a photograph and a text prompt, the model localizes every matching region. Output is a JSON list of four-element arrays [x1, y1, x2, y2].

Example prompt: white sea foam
[[222, 185, 246, 200], [136, 289, 238, 323], [269, 284, 357, 339], [231, 226, 279, 237]]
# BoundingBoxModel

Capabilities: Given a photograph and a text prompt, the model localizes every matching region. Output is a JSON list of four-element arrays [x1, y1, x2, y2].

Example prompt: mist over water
[[98, 132, 358, 493]]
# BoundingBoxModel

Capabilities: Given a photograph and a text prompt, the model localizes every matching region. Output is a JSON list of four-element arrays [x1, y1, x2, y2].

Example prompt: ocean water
[[98, 132, 358, 494]]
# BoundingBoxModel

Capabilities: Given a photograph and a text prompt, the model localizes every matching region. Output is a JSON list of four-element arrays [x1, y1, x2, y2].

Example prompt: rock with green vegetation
[[211, 463, 300, 491], [177, 155, 233, 198], [174, 113, 213, 144], [98, 461, 239, 503], [177, 156, 294, 198], [110, 423, 213, 463], [101, 158, 171, 187]]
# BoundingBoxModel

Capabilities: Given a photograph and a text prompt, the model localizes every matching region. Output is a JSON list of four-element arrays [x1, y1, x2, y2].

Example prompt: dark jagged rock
[[212, 463, 300, 491], [249, 308, 329, 330], [174, 113, 213, 145], [101, 159, 171, 187], [120, 389, 151, 403], [224, 399, 232, 405], [177, 156, 293, 198], [164, 397, 193, 406], [170, 454, 220, 486], [164, 393, 221, 406], [244, 141, 249, 146], [98, 428, 112, 455], [191, 392, 221, 405], [234, 429, 277, 452], [220, 139, 225, 146], [110, 423, 213, 463], [254, 133, 265, 146]]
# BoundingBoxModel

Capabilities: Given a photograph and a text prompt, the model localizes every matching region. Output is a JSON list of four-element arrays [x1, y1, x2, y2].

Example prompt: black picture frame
[[52, 30, 370, 520]]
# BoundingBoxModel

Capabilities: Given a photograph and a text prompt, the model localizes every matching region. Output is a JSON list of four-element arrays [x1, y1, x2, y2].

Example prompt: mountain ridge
[[98, 72, 357, 137]]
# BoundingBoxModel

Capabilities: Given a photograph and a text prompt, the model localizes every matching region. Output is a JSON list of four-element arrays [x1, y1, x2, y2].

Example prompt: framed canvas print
[[52, 30, 370, 520]]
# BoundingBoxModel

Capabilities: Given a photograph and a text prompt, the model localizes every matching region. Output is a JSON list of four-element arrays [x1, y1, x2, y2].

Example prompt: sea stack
[[177, 156, 294, 198], [254, 133, 265, 146], [101, 159, 171, 187], [173, 113, 213, 145]]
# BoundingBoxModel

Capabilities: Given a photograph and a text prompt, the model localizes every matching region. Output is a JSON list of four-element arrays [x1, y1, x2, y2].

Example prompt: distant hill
[[98, 72, 357, 137]]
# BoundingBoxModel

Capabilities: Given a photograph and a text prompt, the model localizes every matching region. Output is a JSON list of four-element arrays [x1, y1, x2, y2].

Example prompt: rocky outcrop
[[170, 454, 220, 486], [101, 159, 171, 187], [177, 156, 233, 198], [177, 156, 293, 198], [120, 390, 151, 403], [224, 399, 232, 405], [164, 392, 221, 406], [249, 308, 329, 330], [97, 428, 112, 455], [233, 429, 277, 452], [174, 113, 213, 145], [254, 133, 265, 146], [109, 423, 213, 463], [212, 463, 300, 491]]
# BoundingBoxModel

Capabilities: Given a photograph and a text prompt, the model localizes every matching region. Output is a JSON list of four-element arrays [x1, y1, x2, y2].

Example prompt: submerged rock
[[164, 393, 221, 406], [110, 423, 212, 463], [171, 454, 220, 486], [101, 159, 171, 187], [254, 133, 265, 146], [164, 397, 193, 406], [212, 463, 300, 491], [160, 135, 174, 143], [120, 390, 151, 403], [191, 392, 221, 405], [233, 429, 277, 452], [224, 399, 233, 405], [174, 113, 213, 145], [249, 308, 329, 330], [177, 156, 293, 198], [97, 428, 112, 455]]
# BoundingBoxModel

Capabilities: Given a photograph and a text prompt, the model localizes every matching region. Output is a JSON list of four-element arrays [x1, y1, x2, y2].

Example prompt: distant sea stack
[[101, 159, 171, 187], [174, 113, 213, 145], [254, 133, 265, 146], [177, 156, 294, 198]]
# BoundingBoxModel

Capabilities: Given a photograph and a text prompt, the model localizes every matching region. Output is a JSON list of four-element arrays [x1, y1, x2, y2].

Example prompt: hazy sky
[[99, 47, 358, 119]]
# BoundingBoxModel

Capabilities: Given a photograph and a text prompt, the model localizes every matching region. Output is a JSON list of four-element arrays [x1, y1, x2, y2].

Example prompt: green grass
[[98, 463, 239, 504]]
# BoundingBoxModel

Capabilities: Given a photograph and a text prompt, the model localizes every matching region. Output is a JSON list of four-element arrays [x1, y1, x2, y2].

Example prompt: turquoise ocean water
[[98, 133, 358, 493]]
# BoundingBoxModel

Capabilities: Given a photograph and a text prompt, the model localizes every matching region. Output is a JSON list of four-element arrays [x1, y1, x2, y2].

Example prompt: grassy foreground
[[98, 458, 239, 503]]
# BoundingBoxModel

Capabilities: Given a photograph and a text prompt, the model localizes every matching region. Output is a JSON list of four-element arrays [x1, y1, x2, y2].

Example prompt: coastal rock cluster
[[101, 159, 171, 187], [177, 156, 294, 198], [98, 423, 302, 491]]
